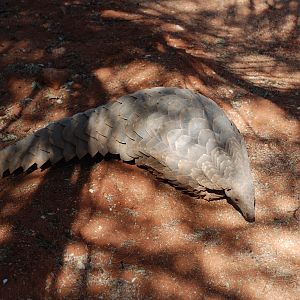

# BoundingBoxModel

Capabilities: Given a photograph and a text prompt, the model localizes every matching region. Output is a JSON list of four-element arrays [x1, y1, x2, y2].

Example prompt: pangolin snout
[[244, 212, 255, 223]]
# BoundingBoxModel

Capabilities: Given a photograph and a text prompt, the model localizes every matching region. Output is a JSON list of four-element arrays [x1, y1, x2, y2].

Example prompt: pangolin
[[0, 87, 255, 222]]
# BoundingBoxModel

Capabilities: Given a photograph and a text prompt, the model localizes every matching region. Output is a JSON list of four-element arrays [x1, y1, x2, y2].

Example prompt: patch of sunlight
[[229, 54, 276, 67], [45, 272, 55, 295], [241, 99, 299, 141], [228, 55, 300, 89], [100, 9, 142, 21], [138, 7, 163, 17], [242, 276, 299, 300], [255, 194, 299, 219], [70, 207, 91, 235], [121, 173, 156, 201], [0, 223, 13, 242], [55, 264, 83, 298], [199, 243, 299, 299], [80, 216, 128, 247], [93, 67, 114, 83], [150, 270, 203, 298], [93, 61, 163, 95], [86, 269, 111, 295], [0, 202, 26, 218], [248, 228, 300, 261], [127, 184, 153, 201], [273, 235, 300, 257], [63, 241, 88, 270], [7, 77, 34, 101], [200, 246, 240, 274], [164, 34, 189, 49], [89, 249, 112, 270], [151, 0, 202, 14], [161, 23, 185, 32], [125, 63, 161, 86], [68, 167, 81, 185], [55, 243, 89, 298], [270, 195, 299, 213]]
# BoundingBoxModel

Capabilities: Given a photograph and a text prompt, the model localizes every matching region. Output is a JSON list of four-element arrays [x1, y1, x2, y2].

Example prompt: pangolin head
[[225, 178, 255, 222]]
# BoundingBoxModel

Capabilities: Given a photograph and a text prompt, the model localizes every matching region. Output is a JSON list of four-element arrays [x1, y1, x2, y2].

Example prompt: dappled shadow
[[1, 1, 299, 119], [0, 155, 95, 298], [0, 0, 299, 299]]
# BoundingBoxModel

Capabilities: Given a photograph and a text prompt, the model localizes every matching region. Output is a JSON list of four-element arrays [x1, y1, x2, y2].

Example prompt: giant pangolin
[[0, 87, 255, 221]]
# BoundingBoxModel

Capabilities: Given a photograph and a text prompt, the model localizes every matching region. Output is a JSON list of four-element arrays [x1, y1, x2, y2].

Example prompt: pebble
[[0, 133, 18, 142]]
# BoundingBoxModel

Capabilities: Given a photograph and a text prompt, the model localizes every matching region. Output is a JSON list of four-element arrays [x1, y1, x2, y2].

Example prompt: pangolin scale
[[0, 87, 255, 221]]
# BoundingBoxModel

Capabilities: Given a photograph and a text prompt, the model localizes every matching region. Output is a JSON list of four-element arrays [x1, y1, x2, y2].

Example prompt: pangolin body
[[0, 87, 255, 221]]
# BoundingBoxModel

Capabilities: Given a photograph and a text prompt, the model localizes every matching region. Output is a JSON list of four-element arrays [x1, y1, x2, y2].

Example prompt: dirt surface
[[0, 0, 299, 299]]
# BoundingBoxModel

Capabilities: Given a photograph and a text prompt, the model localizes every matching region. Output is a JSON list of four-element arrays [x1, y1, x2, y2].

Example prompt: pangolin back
[[0, 87, 255, 221]]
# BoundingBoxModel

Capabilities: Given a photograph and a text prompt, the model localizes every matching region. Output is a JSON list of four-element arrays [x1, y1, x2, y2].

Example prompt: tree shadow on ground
[[0, 0, 299, 299]]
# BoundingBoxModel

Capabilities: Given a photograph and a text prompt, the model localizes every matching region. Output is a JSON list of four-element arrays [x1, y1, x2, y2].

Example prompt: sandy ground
[[0, 0, 299, 299]]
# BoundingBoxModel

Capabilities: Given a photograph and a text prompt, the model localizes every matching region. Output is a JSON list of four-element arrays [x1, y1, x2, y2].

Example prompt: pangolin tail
[[0, 100, 140, 177]]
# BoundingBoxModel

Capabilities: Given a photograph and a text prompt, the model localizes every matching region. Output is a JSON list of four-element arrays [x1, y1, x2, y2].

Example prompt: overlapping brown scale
[[87, 136, 99, 157], [144, 112, 165, 136], [0, 146, 13, 175], [19, 129, 49, 173], [85, 108, 101, 139], [116, 96, 137, 119], [49, 145, 64, 164], [21, 152, 36, 171], [96, 134, 108, 156], [132, 116, 151, 140], [62, 118, 76, 144], [62, 143, 76, 162], [47, 123, 65, 149], [74, 115, 90, 142]]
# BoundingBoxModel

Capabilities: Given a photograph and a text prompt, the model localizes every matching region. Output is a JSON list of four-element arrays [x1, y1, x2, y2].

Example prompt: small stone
[[20, 97, 33, 106], [41, 215, 46, 219], [31, 81, 41, 90], [51, 47, 66, 57], [0, 133, 18, 142], [89, 188, 94, 193], [56, 99, 63, 104], [3, 278, 8, 285]]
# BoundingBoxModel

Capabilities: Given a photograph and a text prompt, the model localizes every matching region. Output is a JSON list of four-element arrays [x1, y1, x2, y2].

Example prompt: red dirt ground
[[0, 1, 299, 299]]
